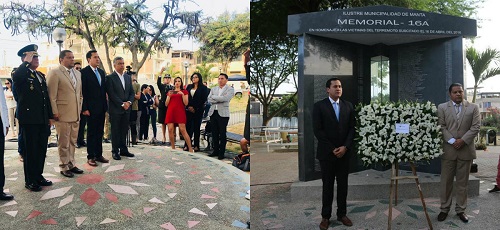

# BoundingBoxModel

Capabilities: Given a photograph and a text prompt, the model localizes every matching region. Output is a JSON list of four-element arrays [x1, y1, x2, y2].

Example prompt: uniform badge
[[30, 73, 35, 78], [30, 84, 34, 90]]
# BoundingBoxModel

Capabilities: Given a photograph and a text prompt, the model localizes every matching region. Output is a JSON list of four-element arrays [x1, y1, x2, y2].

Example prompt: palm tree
[[466, 47, 500, 103], [195, 62, 217, 83]]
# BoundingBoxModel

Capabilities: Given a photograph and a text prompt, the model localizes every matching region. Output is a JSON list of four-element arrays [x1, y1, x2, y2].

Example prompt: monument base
[[291, 169, 480, 201]]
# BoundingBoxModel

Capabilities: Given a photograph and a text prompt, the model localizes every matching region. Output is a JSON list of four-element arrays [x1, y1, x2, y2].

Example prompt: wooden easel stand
[[388, 162, 433, 230]]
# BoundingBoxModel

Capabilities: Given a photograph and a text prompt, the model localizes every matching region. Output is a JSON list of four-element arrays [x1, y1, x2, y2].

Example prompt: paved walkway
[[251, 142, 500, 229], [1, 137, 249, 229]]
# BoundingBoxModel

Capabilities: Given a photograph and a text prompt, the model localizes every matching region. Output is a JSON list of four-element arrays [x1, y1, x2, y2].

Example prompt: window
[[370, 56, 390, 102]]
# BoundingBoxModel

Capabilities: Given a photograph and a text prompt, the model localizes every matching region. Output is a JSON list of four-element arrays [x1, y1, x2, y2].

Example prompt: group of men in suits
[[314, 78, 480, 228], [3, 44, 136, 193]]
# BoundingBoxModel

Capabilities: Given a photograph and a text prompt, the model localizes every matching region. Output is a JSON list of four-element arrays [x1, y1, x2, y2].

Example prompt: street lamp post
[[52, 27, 67, 53], [183, 61, 189, 86]]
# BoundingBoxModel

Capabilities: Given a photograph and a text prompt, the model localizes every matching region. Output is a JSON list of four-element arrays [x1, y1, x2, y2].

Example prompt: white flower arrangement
[[356, 101, 442, 165]]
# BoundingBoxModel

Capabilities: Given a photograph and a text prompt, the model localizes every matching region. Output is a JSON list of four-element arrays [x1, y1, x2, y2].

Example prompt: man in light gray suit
[[207, 73, 234, 159], [437, 83, 480, 223]]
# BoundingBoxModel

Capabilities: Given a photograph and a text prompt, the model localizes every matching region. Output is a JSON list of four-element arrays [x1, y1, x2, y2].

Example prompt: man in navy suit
[[313, 77, 355, 229], [105, 57, 135, 160], [81, 50, 109, 166]]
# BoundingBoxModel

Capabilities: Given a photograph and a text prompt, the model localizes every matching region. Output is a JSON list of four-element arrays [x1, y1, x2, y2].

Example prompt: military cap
[[17, 44, 39, 57], [165, 74, 171, 78]]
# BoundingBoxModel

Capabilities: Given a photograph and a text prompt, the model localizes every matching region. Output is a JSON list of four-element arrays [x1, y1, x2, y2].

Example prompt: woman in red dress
[[165, 77, 193, 152]]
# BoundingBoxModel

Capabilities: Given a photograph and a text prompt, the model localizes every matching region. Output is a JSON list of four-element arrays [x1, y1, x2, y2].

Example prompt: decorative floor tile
[[383, 207, 401, 220], [149, 197, 165, 204], [188, 220, 200, 228], [26, 210, 43, 220], [160, 222, 177, 230], [76, 174, 104, 184], [108, 184, 139, 195], [407, 211, 418, 219], [5, 211, 18, 217], [58, 194, 74, 208], [40, 186, 72, 201], [349, 205, 375, 214], [144, 207, 155, 214], [206, 203, 217, 209], [41, 218, 57, 225], [80, 188, 100, 206], [189, 208, 207, 216], [105, 192, 119, 203], [120, 208, 133, 218], [75, 217, 87, 227], [99, 218, 116, 224], [105, 164, 125, 173]]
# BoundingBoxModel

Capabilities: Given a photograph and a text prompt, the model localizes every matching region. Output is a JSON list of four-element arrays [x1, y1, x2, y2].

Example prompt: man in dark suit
[[313, 77, 355, 229], [81, 50, 109, 166], [12, 44, 53, 192], [105, 57, 135, 160], [75, 62, 87, 148]]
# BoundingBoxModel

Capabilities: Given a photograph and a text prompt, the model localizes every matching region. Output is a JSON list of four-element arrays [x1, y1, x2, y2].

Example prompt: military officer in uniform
[[12, 44, 53, 192]]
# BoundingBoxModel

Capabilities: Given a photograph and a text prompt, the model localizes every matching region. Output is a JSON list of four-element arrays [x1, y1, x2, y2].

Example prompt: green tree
[[251, 0, 481, 125], [0, 0, 116, 71], [465, 47, 500, 103], [195, 62, 217, 83], [196, 11, 250, 73], [0, 0, 201, 75], [165, 64, 182, 78], [251, 36, 298, 126]]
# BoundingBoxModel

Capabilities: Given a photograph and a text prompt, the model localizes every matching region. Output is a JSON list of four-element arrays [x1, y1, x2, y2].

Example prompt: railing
[[250, 115, 298, 128], [228, 110, 246, 126]]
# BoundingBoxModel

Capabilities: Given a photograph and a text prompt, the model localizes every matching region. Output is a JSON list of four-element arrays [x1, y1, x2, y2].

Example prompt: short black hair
[[141, 84, 148, 91], [75, 62, 81, 65], [219, 73, 229, 79], [59, 50, 72, 59], [148, 85, 156, 96], [325, 77, 341, 88], [448, 83, 463, 93], [86, 50, 97, 60]]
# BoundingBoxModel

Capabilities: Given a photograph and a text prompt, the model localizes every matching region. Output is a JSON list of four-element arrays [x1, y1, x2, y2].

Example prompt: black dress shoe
[[0, 192, 14, 200], [437, 212, 448, 221], [38, 179, 53, 186], [120, 152, 135, 157], [70, 167, 84, 174], [489, 185, 500, 193], [60, 170, 74, 178], [207, 152, 218, 157], [218, 156, 225, 160], [457, 212, 469, 223], [112, 153, 121, 160], [25, 183, 42, 192]]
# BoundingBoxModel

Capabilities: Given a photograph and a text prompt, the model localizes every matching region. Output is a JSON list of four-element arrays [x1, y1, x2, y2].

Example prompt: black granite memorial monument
[[288, 5, 477, 181]]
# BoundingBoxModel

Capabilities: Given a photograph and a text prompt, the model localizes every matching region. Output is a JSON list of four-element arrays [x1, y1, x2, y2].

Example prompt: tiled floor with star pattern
[[1, 142, 249, 229]]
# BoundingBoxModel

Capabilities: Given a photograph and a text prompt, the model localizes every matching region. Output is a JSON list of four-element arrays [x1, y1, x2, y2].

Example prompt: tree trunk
[[473, 85, 477, 103], [102, 34, 113, 74]]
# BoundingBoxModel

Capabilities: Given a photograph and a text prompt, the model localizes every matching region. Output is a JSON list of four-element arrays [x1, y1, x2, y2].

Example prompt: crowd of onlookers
[[0, 45, 239, 197]]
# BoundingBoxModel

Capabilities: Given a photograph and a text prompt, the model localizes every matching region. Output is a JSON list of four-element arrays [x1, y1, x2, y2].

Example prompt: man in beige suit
[[437, 83, 480, 223], [46, 50, 84, 178]]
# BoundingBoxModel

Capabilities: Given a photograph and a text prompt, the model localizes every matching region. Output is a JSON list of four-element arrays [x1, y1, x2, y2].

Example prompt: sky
[[0, 0, 249, 68]]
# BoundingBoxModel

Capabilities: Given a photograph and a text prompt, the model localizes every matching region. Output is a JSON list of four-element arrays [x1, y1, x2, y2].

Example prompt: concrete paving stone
[[1, 139, 249, 229], [251, 142, 500, 229]]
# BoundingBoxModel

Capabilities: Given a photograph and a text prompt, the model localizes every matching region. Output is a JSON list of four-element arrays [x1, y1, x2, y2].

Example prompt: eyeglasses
[[75, 67, 81, 70]]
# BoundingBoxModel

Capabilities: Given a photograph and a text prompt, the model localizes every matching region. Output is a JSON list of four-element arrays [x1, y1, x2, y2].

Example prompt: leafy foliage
[[196, 11, 250, 74], [465, 47, 500, 103], [250, 35, 298, 126], [194, 62, 217, 83], [269, 94, 298, 119], [0, 0, 201, 74]]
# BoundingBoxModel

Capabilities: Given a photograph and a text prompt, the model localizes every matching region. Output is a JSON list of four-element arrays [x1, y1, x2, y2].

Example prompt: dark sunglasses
[[5, 82, 10, 85]]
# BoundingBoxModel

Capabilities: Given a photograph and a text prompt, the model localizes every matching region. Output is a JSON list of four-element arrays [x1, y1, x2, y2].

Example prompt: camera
[[125, 65, 136, 75]]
